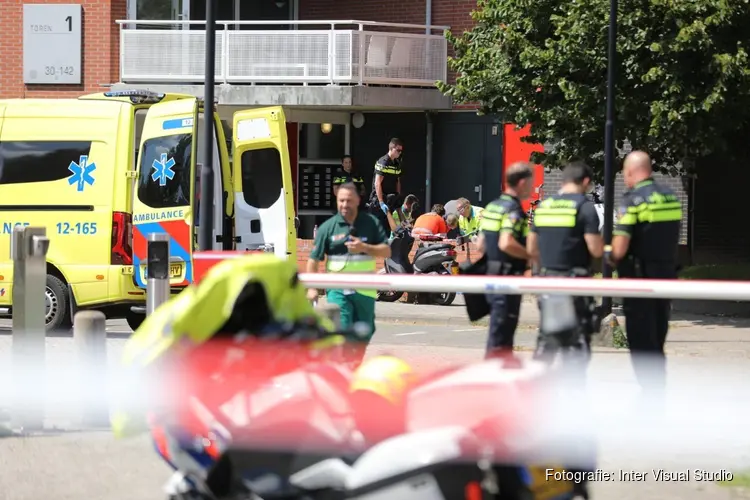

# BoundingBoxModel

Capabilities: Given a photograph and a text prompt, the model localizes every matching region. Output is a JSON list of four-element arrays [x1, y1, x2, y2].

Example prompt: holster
[[540, 268, 600, 338]]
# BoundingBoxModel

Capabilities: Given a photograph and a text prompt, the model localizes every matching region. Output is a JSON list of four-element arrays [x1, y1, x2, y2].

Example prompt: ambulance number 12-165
[[56, 222, 98, 235]]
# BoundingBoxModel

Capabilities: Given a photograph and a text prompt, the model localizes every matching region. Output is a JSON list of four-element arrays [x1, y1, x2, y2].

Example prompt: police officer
[[333, 154, 366, 201], [307, 182, 391, 343], [477, 162, 534, 357], [526, 162, 603, 364], [527, 161, 603, 498], [607, 150, 682, 396], [369, 138, 404, 232]]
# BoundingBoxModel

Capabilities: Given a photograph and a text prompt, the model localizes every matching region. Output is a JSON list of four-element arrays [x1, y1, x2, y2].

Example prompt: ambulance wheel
[[45, 274, 71, 331], [126, 311, 145, 332]]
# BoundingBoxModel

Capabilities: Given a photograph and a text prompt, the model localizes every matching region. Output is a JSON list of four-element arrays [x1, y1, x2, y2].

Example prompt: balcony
[[116, 20, 449, 88]]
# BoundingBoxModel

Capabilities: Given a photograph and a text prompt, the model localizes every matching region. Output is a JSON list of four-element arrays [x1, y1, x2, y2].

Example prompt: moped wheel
[[376, 269, 404, 302], [377, 290, 404, 302], [431, 291, 455, 306]]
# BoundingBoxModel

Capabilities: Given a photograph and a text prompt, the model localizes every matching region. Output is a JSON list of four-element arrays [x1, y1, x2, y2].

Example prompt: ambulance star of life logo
[[67, 155, 97, 192], [151, 153, 176, 187]]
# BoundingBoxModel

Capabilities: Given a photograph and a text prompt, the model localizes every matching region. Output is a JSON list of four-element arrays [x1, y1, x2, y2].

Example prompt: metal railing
[[116, 20, 449, 87]]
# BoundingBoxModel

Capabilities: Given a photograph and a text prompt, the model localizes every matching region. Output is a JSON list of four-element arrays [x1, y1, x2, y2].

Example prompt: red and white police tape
[[193, 251, 750, 301]]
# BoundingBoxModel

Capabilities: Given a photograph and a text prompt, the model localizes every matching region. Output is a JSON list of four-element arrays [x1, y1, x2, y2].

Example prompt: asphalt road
[[1, 319, 749, 500]]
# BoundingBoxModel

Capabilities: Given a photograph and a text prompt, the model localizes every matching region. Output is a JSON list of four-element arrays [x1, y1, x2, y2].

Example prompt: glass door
[[128, 0, 189, 29]]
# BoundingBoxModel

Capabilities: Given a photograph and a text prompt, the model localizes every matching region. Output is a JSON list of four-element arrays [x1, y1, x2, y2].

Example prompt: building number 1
[[65, 16, 72, 32]]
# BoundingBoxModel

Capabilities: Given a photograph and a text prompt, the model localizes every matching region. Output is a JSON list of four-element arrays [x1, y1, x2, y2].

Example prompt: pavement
[[371, 294, 750, 338], [2, 311, 750, 499]]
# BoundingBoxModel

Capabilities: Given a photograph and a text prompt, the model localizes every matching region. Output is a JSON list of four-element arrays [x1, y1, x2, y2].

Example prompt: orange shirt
[[413, 213, 449, 235]]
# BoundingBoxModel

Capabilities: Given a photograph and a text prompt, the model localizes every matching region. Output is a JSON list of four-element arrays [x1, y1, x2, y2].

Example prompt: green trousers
[[326, 289, 376, 341]]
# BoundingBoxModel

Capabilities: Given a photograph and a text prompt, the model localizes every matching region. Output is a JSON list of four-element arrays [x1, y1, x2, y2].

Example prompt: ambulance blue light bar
[[102, 90, 166, 104]]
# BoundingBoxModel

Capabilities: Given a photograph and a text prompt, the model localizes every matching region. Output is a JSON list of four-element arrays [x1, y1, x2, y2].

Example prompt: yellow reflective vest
[[111, 253, 333, 438]]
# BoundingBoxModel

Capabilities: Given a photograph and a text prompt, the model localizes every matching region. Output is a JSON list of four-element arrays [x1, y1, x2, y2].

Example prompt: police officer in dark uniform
[[607, 150, 682, 396], [333, 154, 366, 203], [527, 161, 603, 500], [477, 162, 534, 357], [369, 138, 403, 232], [526, 162, 603, 364]]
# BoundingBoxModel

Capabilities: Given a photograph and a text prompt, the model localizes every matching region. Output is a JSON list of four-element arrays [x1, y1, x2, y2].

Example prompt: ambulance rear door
[[131, 97, 199, 288], [232, 107, 296, 260]]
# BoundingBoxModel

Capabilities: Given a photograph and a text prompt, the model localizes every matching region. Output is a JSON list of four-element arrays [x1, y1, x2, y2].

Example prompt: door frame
[[296, 115, 350, 218]]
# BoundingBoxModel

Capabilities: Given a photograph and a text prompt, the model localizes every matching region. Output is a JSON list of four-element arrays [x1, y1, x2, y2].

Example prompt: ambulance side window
[[240, 148, 282, 209], [137, 133, 192, 209], [0, 141, 92, 185]]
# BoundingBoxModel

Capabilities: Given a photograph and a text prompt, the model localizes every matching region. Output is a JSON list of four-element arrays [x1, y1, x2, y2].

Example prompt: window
[[0, 141, 92, 185], [241, 148, 283, 209], [137, 133, 193, 209]]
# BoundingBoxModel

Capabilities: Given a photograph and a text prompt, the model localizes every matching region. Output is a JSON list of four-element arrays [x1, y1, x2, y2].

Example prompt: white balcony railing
[[116, 20, 449, 87]]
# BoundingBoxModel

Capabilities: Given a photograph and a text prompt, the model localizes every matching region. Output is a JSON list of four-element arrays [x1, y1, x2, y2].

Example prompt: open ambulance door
[[132, 97, 198, 288], [132, 97, 230, 288], [232, 107, 296, 260]]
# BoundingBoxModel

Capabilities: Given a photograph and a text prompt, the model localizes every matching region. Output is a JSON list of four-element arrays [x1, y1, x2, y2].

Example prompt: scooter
[[377, 228, 459, 306]]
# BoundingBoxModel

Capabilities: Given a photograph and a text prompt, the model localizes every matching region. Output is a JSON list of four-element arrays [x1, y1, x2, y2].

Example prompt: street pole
[[198, 0, 217, 252], [600, 0, 618, 315]]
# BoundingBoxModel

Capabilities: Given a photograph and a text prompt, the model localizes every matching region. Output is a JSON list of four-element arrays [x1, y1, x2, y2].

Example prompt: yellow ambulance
[[0, 90, 296, 331]]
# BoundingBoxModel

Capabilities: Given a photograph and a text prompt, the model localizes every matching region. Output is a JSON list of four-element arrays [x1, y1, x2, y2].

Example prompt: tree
[[438, 0, 750, 175]]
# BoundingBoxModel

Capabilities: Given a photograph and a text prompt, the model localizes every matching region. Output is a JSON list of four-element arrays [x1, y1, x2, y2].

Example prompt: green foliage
[[612, 324, 629, 349], [678, 264, 750, 281], [438, 0, 750, 177]]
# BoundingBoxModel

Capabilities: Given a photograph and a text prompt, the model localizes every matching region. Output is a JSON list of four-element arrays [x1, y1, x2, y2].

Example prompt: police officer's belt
[[486, 260, 524, 276], [326, 254, 377, 298]]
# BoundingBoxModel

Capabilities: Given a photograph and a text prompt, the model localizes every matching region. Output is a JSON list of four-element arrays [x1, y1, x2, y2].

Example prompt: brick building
[[2, 0, 735, 264]]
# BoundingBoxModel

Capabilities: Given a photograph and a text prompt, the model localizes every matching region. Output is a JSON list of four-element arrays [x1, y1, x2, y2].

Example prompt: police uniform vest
[[333, 169, 365, 188], [532, 193, 591, 272], [480, 194, 528, 274], [614, 178, 681, 278], [370, 154, 401, 204], [326, 254, 378, 298]]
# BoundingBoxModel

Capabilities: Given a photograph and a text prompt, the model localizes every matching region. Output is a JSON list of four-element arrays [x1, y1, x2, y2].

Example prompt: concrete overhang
[[110, 83, 453, 111]]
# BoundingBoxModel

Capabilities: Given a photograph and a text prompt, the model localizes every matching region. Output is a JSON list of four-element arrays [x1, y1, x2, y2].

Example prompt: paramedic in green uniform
[[306, 182, 391, 340]]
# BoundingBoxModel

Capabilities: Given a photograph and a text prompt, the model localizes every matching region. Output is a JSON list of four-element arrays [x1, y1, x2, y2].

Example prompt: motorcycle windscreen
[[232, 107, 296, 260], [132, 98, 198, 288]]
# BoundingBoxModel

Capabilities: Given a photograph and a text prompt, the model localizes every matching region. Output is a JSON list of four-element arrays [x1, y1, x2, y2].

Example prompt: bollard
[[74, 311, 109, 428], [11, 226, 49, 432], [146, 233, 170, 315]]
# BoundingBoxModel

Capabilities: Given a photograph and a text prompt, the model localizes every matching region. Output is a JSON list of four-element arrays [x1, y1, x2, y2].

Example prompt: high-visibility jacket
[[111, 253, 333, 438], [459, 205, 484, 235], [326, 254, 378, 298]]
